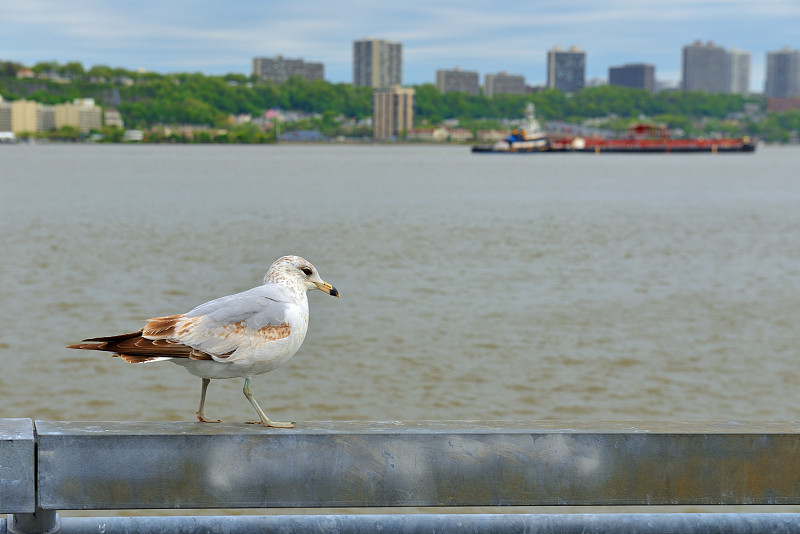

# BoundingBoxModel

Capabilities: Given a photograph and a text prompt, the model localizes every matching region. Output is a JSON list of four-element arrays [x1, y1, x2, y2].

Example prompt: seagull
[[67, 255, 339, 428]]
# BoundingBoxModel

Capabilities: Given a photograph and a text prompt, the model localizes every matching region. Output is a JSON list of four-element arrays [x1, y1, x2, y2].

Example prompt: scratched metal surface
[[35, 420, 800, 510], [10, 513, 800, 534], [0, 418, 35, 513]]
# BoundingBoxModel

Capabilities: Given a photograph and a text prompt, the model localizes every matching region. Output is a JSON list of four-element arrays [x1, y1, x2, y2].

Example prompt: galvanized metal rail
[[4, 419, 800, 533]]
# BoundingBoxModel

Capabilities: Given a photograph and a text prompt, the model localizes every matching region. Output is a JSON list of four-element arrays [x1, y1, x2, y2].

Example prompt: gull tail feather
[[68, 331, 144, 348], [67, 329, 214, 363]]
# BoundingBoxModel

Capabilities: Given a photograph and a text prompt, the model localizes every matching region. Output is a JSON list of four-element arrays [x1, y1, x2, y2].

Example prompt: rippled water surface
[[2, 144, 800, 427]]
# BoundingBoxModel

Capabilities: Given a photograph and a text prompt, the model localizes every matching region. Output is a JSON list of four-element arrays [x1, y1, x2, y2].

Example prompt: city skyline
[[2, 0, 799, 92]]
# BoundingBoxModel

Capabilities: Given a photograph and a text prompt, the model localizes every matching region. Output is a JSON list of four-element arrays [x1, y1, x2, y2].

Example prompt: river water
[[2, 143, 800, 513]]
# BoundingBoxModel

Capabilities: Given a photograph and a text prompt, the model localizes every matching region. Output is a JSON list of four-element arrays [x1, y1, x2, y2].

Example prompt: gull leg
[[243, 377, 294, 428], [196, 378, 221, 423]]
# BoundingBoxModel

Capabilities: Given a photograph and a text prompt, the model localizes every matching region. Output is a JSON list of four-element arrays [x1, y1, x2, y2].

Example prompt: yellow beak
[[315, 281, 340, 297]]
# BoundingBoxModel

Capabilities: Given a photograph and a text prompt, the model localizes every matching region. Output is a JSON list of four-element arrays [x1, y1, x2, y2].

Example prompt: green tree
[[63, 62, 85, 78], [51, 125, 82, 141], [31, 61, 59, 74]]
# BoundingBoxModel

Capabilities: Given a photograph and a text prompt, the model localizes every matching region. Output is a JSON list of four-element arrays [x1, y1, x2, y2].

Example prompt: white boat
[[472, 103, 548, 153]]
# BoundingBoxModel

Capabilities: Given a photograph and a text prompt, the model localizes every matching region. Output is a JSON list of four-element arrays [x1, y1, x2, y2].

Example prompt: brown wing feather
[[142, 314, 184, 338], [67, 329, 204, 361], [68, 314, 231, 363]]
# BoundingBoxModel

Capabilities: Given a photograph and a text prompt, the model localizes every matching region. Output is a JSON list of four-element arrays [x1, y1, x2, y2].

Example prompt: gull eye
[[301, 267, 313, 276]]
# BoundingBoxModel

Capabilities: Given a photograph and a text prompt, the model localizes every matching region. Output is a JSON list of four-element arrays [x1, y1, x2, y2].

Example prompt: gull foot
[[196, 413, 221, 423], [246, 420, 295, 428]]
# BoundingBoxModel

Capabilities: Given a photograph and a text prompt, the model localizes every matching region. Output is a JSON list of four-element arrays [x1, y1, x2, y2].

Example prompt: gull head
[[264, 255, 340, 297]]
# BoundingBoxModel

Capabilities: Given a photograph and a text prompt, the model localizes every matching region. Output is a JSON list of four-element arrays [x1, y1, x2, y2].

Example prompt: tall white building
[[353, 38, 402, 88], [682, 41, 751, 94], [765, 47, 800, 98], [682, 41, 728, 93], [728, 49, 751, 95]]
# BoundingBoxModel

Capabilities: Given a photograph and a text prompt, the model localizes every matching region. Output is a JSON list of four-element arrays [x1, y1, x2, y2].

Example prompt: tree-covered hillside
[[2, 60, 799, 142]]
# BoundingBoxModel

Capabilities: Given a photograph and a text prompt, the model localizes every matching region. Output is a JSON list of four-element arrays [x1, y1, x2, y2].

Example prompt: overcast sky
[[2, 0, 798, 92]]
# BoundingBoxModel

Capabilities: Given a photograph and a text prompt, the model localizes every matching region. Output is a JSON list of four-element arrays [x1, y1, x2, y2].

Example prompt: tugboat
[[471, 103, 548, 153]]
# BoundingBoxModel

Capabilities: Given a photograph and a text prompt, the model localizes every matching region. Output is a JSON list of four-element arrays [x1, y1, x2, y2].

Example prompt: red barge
[[548, 123, 757, 153], [472, 110, 757, 154]]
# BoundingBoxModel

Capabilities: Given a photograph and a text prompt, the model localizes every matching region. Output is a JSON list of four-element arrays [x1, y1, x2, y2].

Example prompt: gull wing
[[170, 284, 297, 358], [68, 284, 297, 362]]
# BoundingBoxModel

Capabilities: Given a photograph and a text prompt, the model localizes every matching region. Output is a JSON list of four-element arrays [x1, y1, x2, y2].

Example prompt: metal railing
[[4, 419, 800, 532]]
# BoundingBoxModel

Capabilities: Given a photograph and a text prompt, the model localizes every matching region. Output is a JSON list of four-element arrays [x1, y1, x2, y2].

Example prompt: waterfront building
[[0, 96, 11, 131], [353, 38, 402, 88], [435, 68, 479, 96], [55, 99, 102, 133], [447, 128, 474, 142], [546, 46, 586, 93], [10, 100, 40, 133], [372, 85, 414, 140], [483, 72, 526, 98], [39, 105, 56, 131], [765, 47, 800, 98], [407, 127, 448, 142], [123, 130, 144, 142], [5, 98, 102, 133], [103, 108, 125, 129], [10, 99, 36, 132], [608, 63, 655, 92], [252, 55, 324, 83]]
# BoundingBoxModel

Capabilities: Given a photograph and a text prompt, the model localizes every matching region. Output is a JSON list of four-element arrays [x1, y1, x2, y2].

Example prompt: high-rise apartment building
[[546, 46, 586, 93], [372, 85, 414, 139], [681, 41, 750, 94], [483, 72, 526, 98], [728, 49, 751, 95], [608, 63, 655, 92], [353, 38, 402, 88], [252, 55, 324, 83], [682, 41, 728, 93], [765, 47, 800, 98], [435, 68, 479, 96]]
